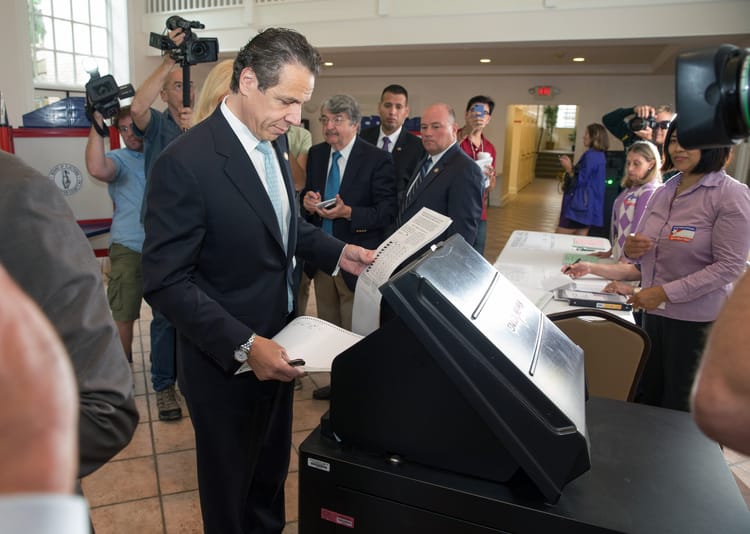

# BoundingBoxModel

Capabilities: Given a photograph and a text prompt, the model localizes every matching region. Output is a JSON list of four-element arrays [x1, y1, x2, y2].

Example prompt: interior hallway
[[81, 177, 750, 533]]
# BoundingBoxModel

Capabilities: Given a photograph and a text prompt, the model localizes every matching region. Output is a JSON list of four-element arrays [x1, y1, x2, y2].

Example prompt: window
[[556, 105, 577, 129], [28, 0, 110, 88]]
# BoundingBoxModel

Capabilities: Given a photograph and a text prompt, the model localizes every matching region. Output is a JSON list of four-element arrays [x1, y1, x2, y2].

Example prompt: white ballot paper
[[351, 207, 452, 336], [235, 316, 363, 374]]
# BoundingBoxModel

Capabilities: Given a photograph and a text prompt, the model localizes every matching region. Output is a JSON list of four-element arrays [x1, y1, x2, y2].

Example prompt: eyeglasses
[[318, 116, 349, 126], [118, 125, 132, 133], [655, 121, 672, 130]]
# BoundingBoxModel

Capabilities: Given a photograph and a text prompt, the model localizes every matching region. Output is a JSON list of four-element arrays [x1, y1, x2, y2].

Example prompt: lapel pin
[[283, 152, 289, 160]]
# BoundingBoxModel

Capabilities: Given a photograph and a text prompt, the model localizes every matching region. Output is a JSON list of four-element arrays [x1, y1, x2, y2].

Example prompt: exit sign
[[528, 85, 559, 98]]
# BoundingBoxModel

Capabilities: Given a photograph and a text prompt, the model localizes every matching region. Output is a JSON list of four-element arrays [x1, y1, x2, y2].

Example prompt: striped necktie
[[398, 157, 433, 226], [322, 151, 342, 234], [256, 140, 293, 312]]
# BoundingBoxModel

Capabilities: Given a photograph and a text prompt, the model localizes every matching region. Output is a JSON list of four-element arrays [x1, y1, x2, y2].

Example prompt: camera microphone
[[166, 15, 205, 31]]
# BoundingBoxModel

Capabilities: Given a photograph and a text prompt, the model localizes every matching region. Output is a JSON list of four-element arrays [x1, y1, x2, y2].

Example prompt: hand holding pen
[[561, 258, 591, 279]]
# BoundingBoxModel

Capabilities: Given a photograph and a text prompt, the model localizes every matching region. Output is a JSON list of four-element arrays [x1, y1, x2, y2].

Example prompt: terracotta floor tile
[[134, 393, 150, 423], [90, 497, 162, 534], [292, 398, 329, 433], [112, 421, 153, 461], [82, 456, 158, 507], [289, 445, 299, 473], [163, 490, 204, 534], [285, 471, 299, 523], [292, 430, 309, 452], [724, 447, 750, 466], [152, 416, 196, 454], [157, 449, 199, 495], [132, 370, 148, 396], [283, 521, 299, 534]]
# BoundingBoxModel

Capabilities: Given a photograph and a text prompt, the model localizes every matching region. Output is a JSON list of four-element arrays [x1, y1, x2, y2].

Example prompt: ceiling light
[[479, 58, 491, 64], [323, 61, 334, 67], [572, 57, 585, 62]]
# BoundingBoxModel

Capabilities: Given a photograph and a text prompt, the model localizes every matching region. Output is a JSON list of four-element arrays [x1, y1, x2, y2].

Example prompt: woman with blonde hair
[[193, 59, 233, 125]]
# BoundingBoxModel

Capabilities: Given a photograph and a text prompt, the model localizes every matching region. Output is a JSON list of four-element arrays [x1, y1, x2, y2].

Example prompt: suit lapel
[[404, 144, 457, 210], [211, 110, 291, 255], [339, 138, 364, 198]]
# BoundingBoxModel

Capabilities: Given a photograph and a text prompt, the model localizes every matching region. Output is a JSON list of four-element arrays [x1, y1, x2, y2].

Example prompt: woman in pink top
[[624, 120, 750, 411]]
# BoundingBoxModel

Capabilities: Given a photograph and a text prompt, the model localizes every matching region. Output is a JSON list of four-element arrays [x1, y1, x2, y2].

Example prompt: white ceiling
[[308, 34, 750, 76]]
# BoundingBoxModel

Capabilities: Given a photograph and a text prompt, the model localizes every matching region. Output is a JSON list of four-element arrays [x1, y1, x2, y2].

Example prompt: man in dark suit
[[398, 102, 484, 245], [302, 94, 396, 331], [360, 84, 424, 211], [141, 28, 374, 534]]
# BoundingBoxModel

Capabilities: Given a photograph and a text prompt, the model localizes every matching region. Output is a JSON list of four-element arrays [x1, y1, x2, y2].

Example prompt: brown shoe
[[156, 385, 182, 421]]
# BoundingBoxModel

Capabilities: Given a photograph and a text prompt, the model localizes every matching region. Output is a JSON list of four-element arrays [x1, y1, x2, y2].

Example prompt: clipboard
[[554, 288, 633, 311]]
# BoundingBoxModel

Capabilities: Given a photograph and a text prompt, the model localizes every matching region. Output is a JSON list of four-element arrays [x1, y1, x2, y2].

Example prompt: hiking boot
[[156, 385, 182, 421]]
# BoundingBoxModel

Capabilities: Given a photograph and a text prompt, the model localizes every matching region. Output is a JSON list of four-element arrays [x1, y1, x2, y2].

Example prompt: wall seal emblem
[[48, 163, 84, 196]]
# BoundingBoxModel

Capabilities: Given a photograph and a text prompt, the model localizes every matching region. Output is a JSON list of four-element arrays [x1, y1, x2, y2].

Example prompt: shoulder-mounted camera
[[85, 68, 135, 136]]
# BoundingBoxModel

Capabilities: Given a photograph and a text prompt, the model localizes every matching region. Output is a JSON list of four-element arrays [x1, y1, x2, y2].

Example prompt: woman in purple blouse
[[624, 120, 750, 411]]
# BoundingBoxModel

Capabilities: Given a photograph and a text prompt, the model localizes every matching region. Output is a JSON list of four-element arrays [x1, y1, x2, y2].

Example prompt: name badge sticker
[[669, 225, 696, 242]]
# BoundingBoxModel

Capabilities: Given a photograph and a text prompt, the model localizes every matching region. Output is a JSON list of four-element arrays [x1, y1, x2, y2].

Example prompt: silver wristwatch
[[233, 333, 256, 363]]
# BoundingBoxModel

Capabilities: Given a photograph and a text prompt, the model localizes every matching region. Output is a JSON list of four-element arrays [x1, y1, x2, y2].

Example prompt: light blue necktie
[[256, 141, 293, 312], [322, 151, 342, 234]]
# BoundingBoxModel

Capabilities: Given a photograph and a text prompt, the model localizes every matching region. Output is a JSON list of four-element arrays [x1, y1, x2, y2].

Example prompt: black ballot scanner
[[324, 234, 590, 503], [299, 235, 750, 533]]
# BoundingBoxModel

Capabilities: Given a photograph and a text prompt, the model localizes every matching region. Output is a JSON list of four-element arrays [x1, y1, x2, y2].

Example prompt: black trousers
[[186, 378, 294, 534], [637, 313, 712, 412]]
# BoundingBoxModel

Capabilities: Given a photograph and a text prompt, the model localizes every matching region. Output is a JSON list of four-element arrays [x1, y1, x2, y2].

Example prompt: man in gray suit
[[0, 151, 138, 481]]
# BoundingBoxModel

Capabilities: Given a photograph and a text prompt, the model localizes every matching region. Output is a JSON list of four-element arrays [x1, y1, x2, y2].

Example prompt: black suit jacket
[[303, 136, 396, 290], [142, 106, 344, 397], [361, 125, 424, 207], [399, 143, 484, 245]]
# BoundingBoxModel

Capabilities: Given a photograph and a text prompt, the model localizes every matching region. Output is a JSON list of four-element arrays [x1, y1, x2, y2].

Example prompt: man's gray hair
[[320, 94, 361, 125]]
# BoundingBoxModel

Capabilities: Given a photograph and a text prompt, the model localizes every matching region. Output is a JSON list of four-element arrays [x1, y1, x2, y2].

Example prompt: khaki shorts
[[106, 243, 143, 322]]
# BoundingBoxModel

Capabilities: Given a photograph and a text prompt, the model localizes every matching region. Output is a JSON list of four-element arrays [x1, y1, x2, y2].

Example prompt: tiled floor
[[82, 177, 750, 532]]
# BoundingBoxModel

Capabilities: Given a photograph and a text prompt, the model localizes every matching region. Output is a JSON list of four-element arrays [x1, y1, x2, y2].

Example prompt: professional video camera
[[149, 16, 219, 67], [676, 44, 749, 148], [85, 68, 135, 136]]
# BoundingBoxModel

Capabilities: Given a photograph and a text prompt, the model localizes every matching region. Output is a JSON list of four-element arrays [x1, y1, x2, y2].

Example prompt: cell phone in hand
[[315, 198, 337, 210], [472, 103, 486, 117]]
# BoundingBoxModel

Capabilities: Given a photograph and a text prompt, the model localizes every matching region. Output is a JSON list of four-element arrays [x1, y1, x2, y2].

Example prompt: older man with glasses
[[302, 94, 396, 399]]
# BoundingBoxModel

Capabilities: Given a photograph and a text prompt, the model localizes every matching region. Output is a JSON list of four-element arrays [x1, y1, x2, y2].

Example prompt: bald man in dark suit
[[398, 102, 484, 245]]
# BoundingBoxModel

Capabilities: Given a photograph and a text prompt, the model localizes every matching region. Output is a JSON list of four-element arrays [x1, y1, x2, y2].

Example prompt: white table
[[493, 230, 633, 320]]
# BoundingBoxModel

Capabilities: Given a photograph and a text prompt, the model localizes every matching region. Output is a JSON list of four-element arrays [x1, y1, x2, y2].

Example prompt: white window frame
[[28, 0, 128, 106]]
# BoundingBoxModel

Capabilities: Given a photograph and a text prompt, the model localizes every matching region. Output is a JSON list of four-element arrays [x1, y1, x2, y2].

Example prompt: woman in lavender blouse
[[624, 120, 750, 411]]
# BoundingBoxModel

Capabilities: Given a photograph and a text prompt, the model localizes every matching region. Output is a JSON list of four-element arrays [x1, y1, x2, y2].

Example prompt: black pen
[[564, 258, 581, 274]]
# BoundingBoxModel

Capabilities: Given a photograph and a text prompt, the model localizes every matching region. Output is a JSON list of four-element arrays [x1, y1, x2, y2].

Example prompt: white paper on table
[[351, 208, 452, 336], [235, 316, 363, 374]]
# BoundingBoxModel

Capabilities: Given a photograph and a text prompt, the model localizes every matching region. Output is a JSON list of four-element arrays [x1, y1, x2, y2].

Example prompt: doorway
[[498, 104, 578, 206]]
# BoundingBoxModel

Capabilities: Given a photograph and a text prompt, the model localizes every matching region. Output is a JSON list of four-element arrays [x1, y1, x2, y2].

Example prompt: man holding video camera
[[131, 27, 196, 422]]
